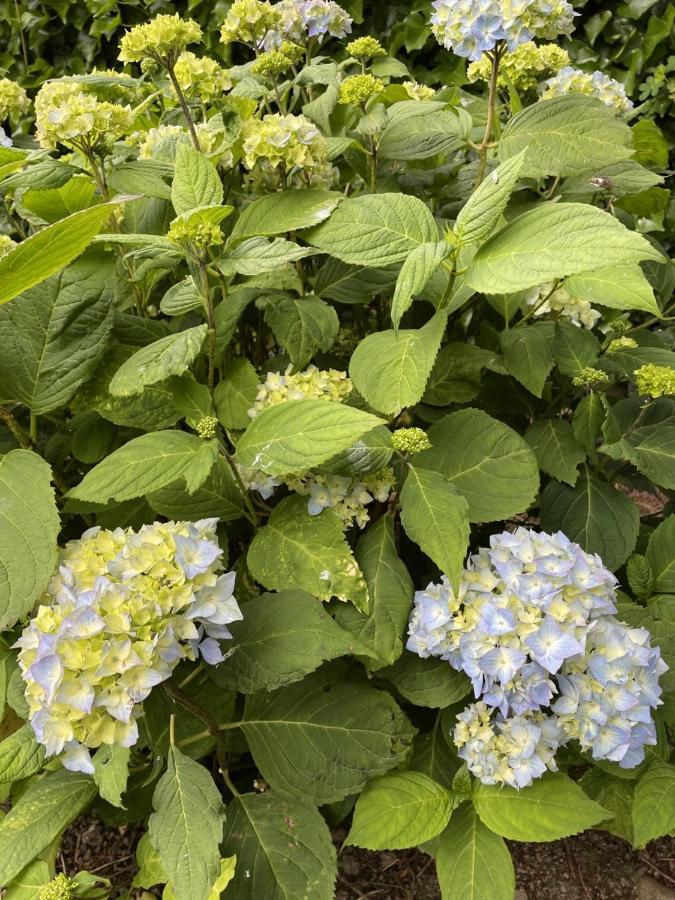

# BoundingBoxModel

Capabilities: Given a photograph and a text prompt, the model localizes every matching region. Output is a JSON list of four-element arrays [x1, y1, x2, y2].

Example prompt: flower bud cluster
[[173, 52, 232, 102], [346, 36, 386, 60], [286, 469, 394, 527], [392, 427, 431, 455], [607, 336, 637, 353], [634, 363, 675, 399], [34, 81, 134, 151], [252, 50, 295, 77], [39, 875, 73, 900], [430, 0, 577, 61], [572, 367, 610, 390], [248, 364, 352, 416], [168, 215, 224, 250], [407, 528, 666, 786], [0, 77, 30, 125], [241, 112, 328, 171], [17, 520, 241, 774], [542, 66, 633, 115], [119, 13, 203, 64], [467, 41, 569, 92], [524, 282, 600, 330], [338, 73, 384, 106]]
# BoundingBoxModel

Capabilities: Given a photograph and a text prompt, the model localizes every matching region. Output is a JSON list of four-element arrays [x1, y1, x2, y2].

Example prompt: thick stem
[[369, 136, 378, 194], [166, 64, 201, 151], [475, 46, 502, 188]]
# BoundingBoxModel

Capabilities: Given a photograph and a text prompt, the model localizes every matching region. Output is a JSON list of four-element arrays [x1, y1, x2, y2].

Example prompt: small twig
[[638, 854, 675, 886]]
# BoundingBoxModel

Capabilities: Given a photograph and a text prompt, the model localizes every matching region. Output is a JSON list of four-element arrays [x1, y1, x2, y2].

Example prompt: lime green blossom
[[607, 337, 638, 353], [252, 50, 294, 77], [634, 363, 675, 399], [16, 520, 241, 773], [286, 469, 395, 528], [137, 121, 234, 166], [403, 81, 436, 101], [196, 416, 219, 439], [0, 234, 16, 258], [0, 77, 30, 125], [572, 367, 610, 390], [280, 40, 305, 63], [173, 51, 232, 102], [392, 427, 431, 455], [241, 113, 327, 170], [346, 36, 386, 59], [338, 73, 384, 105], [249, 364, 352, 416], [219, 0, 280, 47], [119, 14, 203, 65], [168, 216, 224, 250], [246, 157, 337, 193], [525, 283, 600, 330], [542, 66, 633, 115], [34, 81, 133, 151], [468, 41, 569, 92], [610, 319, 633, 336], [40, 875, 73, 900]]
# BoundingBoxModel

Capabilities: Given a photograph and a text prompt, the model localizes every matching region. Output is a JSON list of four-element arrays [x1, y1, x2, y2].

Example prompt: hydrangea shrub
[[0, 1, 673, 897]]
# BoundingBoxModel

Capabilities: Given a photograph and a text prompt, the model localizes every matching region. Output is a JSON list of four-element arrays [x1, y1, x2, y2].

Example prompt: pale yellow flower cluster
[[34, 80, 133, 151]]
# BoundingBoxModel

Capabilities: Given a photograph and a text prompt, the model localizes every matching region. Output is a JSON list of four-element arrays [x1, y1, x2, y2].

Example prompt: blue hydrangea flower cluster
[[407, 528, 667, 787], [430, 0, 577, 60], [16, 520, 241, 774], [264, 0, 352, 48]]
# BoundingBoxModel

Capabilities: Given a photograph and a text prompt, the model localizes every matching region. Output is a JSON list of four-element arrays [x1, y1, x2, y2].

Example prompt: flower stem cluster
[[17, 520, 241, 773], [407, 528, 666, 787], [252, 49, 295, 77]]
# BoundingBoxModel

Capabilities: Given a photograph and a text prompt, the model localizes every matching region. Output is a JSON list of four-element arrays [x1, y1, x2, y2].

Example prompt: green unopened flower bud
[[572, 367, 610, 390], [196, 416, 219, 439], [40, 874, 73, 900], [279, 41, 304, 64], [392, 427, 431, 455], [607, 336, 638, 353], [338, 73, 384, 106], [634, 363, 675, 399], [346, 36, 386, 60], [168, 217, 224, 250], [610, 319, 632, 335], [252, 50, 294, 77], [119, 13, 202, 65]]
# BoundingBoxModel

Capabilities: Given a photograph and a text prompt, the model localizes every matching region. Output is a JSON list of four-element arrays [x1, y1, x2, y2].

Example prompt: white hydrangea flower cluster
[[430, 0, 577, 61], [407, 528, 667, 787], [542, 66, 633, 115], [286, 470, 394, 528], [264, 0, 353, 48], [248, 364, 352, 417], [240, 113, 328, 171], [16, 520, 241, 774], [524, 282, 600, 330]]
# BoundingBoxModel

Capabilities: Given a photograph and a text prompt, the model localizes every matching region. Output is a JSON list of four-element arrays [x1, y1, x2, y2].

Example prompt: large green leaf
[[171, 144, 223, 215], [92, 745, 130, 808], [501, 324, 554, 398], [241, 665, 416, 803], [391, 242, 450, 330], [378, 653, 470, 709], [221, 791, 336, 899], [499, 95, 634, 177], [436, 804, 515, 900], [0, 724, 45, 785], [305, 193, 438, 267], [231, 189, 343, 241], [264, 294, 339, 369], [213, 590, 372, 692], [350, 311, 448, 416], [524, 419, 586, 486], [473, 772, 609, 842], [465, 203, 663, 295], [646, 516, 675, 593], [147, 457, 243, 522], [540, 473, 639, 570], [247, 496, 369, 611], [70, 431, 214, 503], [454, 152, 525, 248], [400, 466, 469, 592], [416, 409, 539, 522], [632, 759, 675, 849], [235, 399, 383, 476], [0, 450, 60, 630], [333, 515, 413, 671], [218, 237, 318, 277], [562, 266, 660, 317], [22, 176, 99, 223], [109, 326, 208, 398], [347, 771, 453, 850], [0, 201, 118, 305], [377, 103, 467, 161], [213, 358, 259, 431], [0, 769, 96, 886], [148, 745, 225, 900]]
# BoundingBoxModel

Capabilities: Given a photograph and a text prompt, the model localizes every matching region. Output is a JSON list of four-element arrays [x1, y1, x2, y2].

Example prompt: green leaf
[[0, 769, 96, 886], [499, 95, 634, 177], [465, 203, 663, 295], [171, 144, 223, 215], [213, 359, 260, 430], [379, 654, 470, 709], [347, 771, 453, 850], [231, 189, 343, 241], [241, 665, 416, 803], [70, 431, 213, 503], [161, 277, 202, 316], [22, 176, 99, 224], [0, 450, 60, 630], [540, 473, 639, 571], [93, 745, 130, 808], [350, 311, 447, 416], [247, 496, 369, 611], [0, 724, 46, 785], [213, 589, 372, 693], [333, 515, 413, 671], [4, 859, 51, 899], [632, 119, 669, 169], [474, 772, 609, 842], [424, 343, 500, 406], [170, 376, 215, 428], [501, 324, 554, 397], [378, 103, 467, 161], [646, 516, 675, 593], [436, 804, 515, 900], [147, 457, 243, 522], [235, 399, 383, 476], [264, 294, 339, 369], [400, 466, 469, 592], [148, 745, 225, 900], [524, 419, 586, 486], [109, 325, 207, 398], [416, 409, 539, 523], [454, 152, 525, 248], [632, 759, 675, 849], [305, 193, 438, 267], [391, 242, 450, 330], [322, 425, 393, 476], [218, 237, 318, 276], [622, 426, 675, 490], [0, 201, 118, 306], [573, 393, 605, 454], [314, 258, 398, 304], [221, 791, 337, 899], [562, 266, 660, 317], [581, 770, 635, 845], [553, 322, 600, 376]]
